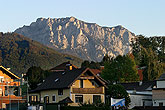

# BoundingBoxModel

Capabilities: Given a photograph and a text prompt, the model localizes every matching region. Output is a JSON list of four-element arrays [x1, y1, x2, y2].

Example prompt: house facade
[[121, 81, 156, 109], [29, 67, 106, 106], [152, 80, 165, 106], [0, 66, 23, 109]]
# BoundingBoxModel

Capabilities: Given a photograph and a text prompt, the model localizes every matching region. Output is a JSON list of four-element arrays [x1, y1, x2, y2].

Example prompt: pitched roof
[[89, 69, 108, 85], [59, 97, 73, 103], [30, 68, 107, 92], [50, 61, 78, 71], [0, 66, 20, 79], [90, 69, 101, 75], [120, 81, 156, 91]]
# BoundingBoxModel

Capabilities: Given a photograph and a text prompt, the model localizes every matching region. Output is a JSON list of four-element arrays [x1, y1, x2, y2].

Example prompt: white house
[[121, 81, 156, 109]]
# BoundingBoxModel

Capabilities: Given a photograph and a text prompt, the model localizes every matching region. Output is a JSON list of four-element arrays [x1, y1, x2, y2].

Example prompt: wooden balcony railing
[[0, 95, 26, 108], [0, 81, 20, 86], [72, 87, 104, 94]]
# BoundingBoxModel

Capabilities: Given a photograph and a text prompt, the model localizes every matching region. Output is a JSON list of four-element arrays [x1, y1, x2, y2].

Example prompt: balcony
[[72, 87, 104, 94], [0, 95, 26, 108]]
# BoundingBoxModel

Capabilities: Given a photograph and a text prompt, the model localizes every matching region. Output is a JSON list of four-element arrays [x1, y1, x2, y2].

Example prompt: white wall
[[129, 94, 152, 109], [157, 80, 165, 88], [153, 99, 165, 106]]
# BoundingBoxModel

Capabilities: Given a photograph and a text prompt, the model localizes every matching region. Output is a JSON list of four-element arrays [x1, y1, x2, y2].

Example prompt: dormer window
[[55, 78, 59, 82]]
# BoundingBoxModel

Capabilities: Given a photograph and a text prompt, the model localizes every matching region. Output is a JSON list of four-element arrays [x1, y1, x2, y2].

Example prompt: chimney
[[66, 62, 72, 70], [69, 65, 72, 70]]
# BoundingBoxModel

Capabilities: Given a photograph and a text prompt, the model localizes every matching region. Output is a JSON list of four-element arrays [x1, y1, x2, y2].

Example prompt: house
[[90, 69, 101, 76], [0, 66, 23, 109], [28, 67, 107, 106], [50, 61, 78, 72], [121, 81, 156, 109], [152, 79, 165, 106]]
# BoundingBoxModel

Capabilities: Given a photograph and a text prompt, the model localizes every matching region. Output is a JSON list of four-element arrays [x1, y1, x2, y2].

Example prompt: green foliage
[[25, 66, 51, 90], [21, 84, 28, 96], [107, 84, 130, 107], [131, 35, 165, 80], [101, 55, 139, 84], [81, 60, 100, 69], [0, 32, 82, 76], [80, 101, 103, 107], [100, 54, 112, 65], [61, 106, 110, 110], [81, 60, 90, 68], [63, 101, 110, 110]]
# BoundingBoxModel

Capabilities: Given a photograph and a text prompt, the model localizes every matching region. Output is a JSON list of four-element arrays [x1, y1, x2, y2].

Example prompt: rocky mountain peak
[[15, 17, 136, 61]]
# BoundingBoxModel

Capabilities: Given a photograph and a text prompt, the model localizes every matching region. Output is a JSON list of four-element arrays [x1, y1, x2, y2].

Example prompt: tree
[[107, 84, 130, 107], [89, 61, 100, 69], [101, 55, 139, 84], [100, 54, 112, 65], [81, 60, 90, 68], [25, 66, 50, 90], [131, 35, 165, 81], [81, 60, 100, 69]]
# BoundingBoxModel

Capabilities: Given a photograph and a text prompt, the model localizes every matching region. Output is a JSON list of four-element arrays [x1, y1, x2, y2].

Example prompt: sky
[[0, 0, 165, 36]]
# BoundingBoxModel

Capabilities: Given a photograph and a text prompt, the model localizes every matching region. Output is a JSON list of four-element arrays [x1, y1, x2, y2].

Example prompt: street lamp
[[22, 73, 29, 107]]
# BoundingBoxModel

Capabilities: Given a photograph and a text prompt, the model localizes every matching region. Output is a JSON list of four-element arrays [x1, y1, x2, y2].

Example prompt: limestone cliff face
[[15, 17, 135, 61]]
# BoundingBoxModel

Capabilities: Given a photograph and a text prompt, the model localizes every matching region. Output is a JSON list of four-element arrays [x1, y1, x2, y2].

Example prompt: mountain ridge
[[15, 16, 136, 61]]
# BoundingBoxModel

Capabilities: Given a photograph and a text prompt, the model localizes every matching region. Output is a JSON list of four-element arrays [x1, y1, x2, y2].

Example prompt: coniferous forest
[[0, 32, 82, 75]]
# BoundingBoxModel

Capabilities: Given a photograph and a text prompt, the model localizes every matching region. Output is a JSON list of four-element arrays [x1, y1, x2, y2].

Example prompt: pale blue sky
[[0, 0, 165, 36]]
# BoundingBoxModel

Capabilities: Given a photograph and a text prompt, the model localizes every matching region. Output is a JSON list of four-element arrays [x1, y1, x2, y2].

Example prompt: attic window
[[55, 78, 59, 82], [66, 64, 70, 66]]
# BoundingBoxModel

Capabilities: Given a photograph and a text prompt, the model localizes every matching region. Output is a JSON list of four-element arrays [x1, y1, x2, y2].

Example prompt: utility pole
[[27, 76, 28, 107], [9, 79, 11, 110]]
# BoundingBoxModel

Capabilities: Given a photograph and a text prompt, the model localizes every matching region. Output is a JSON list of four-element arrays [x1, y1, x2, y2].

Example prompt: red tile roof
[[90, 69, 101, 75]]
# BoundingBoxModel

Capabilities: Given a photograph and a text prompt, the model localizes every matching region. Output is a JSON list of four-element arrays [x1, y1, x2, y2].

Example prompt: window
[[29, 96, 32, 103], [5, 86, 8, 96], [29, 95, 38, 102], [44, 96, 49, 103], [75, 95, 83, 103], [159, 102, 163, 106], [80, 79, 83, 88], [92, 81, 95, 86], [0, 76, 4, 83], [52, 95, 56, 102], [0, 89, 2, 95], [93, 95, 101, 103], [58, 89, 63, 95]]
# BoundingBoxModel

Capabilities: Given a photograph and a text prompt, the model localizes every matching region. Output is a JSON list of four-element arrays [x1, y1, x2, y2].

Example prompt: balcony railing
[[72, 87, 104, 94]]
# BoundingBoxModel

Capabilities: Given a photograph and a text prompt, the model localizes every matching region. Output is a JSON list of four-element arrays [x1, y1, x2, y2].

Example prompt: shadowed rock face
[[15, 17, 135, 61]]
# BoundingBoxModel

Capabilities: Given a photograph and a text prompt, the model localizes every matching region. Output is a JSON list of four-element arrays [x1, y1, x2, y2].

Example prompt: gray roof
[[120, 81, 156, 91], [158, 73, 165, 80], [30, 68, 106, 93]]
